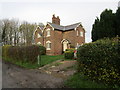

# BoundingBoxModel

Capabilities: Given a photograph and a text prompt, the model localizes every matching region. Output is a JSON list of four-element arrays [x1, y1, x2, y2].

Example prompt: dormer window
[[46, 28, 50, 37], [80, 31, 83, 37]]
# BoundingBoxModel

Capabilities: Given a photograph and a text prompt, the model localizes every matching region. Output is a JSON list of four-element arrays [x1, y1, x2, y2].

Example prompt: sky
[[0, 0, 120, 43]]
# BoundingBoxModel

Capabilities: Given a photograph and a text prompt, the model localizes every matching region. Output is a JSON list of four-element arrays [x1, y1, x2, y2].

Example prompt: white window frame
[[37, 33, 41, 38], [37, 42, 41, 45], [46, 28, 51, 37], [80, 31, 83, 37], [46, 41, 51, 50], [77, 43, 79, 46]]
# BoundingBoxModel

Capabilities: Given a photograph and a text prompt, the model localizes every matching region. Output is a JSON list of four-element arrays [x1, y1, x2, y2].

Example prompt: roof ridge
[[64, 22, 81, 27], [47, 22, 81, 31]]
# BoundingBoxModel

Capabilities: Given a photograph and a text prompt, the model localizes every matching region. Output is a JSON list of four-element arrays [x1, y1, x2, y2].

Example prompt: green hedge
[[64, 48, 75, 59], [2, 45, 45, 63], [77, 37, 120, 87], [39, 45, 46, 55]]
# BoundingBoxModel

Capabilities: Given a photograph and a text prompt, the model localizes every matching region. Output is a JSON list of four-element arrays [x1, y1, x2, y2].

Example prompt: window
[[77, 43, 79, 46], [46, 41, 51, 50], [37, 34, 41, 38], [77, 30, 79, 36], [37, 42, 41, 45], [46, 28, 50, 37], [80, 31, 83, 37]]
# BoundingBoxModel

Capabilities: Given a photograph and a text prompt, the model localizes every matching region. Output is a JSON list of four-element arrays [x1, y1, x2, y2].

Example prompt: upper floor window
[[46, 28, 50, 37], [80, 31, 83, 37], [37, 33, 41, 38], [46, 41, 51, 50]]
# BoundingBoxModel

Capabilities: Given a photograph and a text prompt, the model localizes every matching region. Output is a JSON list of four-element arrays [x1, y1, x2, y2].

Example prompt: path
[[2, 60, 77, 88]]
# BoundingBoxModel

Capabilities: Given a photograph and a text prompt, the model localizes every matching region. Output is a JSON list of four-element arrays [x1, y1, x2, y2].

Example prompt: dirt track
[[2, 60, 77, 88]]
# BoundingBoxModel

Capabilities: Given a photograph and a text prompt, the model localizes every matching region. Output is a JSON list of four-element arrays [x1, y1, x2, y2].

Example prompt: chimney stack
[[52, 14, 60, 25]]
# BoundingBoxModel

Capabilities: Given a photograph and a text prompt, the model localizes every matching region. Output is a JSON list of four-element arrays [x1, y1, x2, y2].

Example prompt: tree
[[91, 17, 99, 41], [19, 22, 37, 45], [91, 9, 116, 42], [115, 7, 120, 37]]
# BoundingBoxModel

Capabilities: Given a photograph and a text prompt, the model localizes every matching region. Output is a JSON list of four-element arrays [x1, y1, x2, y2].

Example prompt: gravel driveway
[[2, 60, 77, 88]]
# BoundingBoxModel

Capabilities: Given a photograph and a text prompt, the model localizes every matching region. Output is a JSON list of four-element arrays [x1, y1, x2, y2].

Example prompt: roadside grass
[[2, 55, 64, 69], [64, 73, 110, 88], [40, 55, 64, 66]]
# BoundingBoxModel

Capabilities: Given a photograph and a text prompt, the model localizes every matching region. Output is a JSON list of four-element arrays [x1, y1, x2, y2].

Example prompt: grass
[[2, 55, 64, 69], [40, 55, 64, 66], [64, 73, 110, 88]]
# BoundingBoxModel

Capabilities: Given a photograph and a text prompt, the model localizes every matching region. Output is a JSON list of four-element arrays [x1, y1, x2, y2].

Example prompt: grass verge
[[2, 55, 64, 69], [64, 73, 111, 88]]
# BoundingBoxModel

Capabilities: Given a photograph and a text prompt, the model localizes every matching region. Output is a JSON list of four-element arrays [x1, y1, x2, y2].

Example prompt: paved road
[[2, 61, 64, 88]]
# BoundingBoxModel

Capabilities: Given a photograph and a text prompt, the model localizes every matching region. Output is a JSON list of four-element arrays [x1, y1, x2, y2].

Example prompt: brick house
[[34, 15, 85, 55]]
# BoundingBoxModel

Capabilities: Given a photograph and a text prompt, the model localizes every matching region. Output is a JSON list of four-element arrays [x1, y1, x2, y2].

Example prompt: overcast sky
[[0, 0, 119, 42]]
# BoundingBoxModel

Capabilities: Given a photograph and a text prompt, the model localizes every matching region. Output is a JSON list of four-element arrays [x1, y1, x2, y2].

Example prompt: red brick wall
[[53, 30, 63, 55], [75, 26, 85, 46], [43, 24, 63, 55], [62, 25, 85, 48], [35, 24, 85, 55]]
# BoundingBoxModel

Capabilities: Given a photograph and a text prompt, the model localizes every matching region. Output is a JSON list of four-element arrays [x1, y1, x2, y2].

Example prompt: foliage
[[64, 73, 110, 88], [38, 45, 46, 55], [66, 48, 75, 52], [115, 7, 120, 37], [2, 45, 41, 63], [77, 37, 120, 87], [91, 9, 116, 42], [64, 48, 75, 59], [2, 45, 12, 59], [0, 19, 38, 46]]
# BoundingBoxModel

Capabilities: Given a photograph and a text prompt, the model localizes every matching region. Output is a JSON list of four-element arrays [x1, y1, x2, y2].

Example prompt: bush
[[2, 45, 41, 63], [2, 45, 12, 60], [77, 37, 120, 87], [64, 48, 75, 59], [39, 45, 46, 55]]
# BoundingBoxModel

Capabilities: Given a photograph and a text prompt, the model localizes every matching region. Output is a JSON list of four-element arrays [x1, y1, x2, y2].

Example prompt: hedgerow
[[77, 37, 120, 87], [64, 48, 75, 59], [2, 45, 46, 63]]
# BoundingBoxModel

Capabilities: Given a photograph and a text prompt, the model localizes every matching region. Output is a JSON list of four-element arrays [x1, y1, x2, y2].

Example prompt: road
[[2, 61, 64, 88]]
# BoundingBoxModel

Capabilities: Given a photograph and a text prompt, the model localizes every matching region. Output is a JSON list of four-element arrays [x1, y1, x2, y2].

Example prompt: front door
[[63, 40, 69, 51]]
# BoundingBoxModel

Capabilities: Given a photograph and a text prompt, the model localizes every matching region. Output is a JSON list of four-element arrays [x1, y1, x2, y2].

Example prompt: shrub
[[64, 48, 75, 59], [2, 45, 41, 63], [39, 45, 46, 55], [77, 37, 120, 87], [66, 48, 75, 52], [2, 45, 12, 60]]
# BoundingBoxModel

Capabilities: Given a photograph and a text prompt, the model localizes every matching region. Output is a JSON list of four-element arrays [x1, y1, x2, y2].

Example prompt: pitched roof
[[47, 22, 81, 31]]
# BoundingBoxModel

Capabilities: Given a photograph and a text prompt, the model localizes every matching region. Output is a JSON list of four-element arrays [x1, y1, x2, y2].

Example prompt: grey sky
[[0, 0, 119, 42]]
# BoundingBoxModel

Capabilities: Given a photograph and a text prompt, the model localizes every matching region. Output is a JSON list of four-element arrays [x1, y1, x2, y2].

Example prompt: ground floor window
[[37, 42, 41, 45], [46, 41, 51, 50]]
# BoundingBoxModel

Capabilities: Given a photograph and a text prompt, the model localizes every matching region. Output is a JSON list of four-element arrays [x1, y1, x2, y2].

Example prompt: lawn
[[40, 55, 64, 66], [64, 73, 110, 88], [3, 55, 65, 69]]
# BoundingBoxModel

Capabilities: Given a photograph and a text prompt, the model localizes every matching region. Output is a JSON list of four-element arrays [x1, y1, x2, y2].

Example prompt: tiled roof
[[47, 22, 81, 31]]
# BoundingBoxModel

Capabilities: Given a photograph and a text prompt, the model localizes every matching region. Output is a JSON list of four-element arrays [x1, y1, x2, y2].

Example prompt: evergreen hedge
[[64, 48, 75, 59], [2, 45, 46, 63], [77, 37, 120, 86]]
